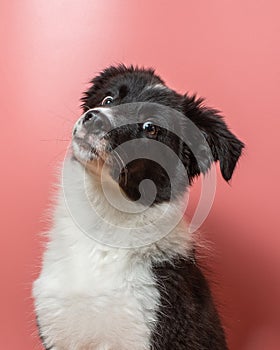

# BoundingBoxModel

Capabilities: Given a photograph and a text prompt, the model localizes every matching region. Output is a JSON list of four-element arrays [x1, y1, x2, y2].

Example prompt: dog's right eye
[[101, 96, 114, 106], [143, 122, 158, 137]]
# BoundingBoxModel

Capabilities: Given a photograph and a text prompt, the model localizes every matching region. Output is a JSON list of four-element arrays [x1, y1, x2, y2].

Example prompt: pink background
[[0, 1, 279, 349]]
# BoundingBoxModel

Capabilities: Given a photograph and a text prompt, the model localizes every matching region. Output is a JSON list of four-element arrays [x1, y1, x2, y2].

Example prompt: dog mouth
[[72, 135, 107, 163]]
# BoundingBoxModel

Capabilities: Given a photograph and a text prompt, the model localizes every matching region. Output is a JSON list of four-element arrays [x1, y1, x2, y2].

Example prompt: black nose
[[82, 110, 111, 134]]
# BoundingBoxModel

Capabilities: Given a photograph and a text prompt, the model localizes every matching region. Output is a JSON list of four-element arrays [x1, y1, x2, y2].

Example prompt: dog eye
[[143, 122, 158, 137], [101, 96, 114, 106]]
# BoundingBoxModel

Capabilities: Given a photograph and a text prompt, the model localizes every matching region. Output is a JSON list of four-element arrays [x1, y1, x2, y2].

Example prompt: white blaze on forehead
[[144, 83, 170, 91], [89, 107, 113, 118]]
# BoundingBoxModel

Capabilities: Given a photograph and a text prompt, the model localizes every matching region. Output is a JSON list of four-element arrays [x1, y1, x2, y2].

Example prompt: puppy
[[33, 65, 244, 350]]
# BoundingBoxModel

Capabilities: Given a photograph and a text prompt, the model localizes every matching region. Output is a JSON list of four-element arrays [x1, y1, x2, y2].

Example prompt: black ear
[[183, 95, 244, 181]]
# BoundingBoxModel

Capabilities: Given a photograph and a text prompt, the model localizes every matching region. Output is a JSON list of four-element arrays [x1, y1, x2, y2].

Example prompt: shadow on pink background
[[0, 1, 279, 349]]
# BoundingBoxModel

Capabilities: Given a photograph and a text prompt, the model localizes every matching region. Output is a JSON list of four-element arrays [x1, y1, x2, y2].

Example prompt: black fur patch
[[81, 64, 244, 204], [151, 256, 228, 350]]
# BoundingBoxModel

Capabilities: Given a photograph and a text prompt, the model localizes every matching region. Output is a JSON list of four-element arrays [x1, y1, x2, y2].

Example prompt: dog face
[[72, 65, 244, 205]]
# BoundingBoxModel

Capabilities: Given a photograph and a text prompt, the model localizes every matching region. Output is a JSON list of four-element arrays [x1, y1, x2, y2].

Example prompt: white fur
[[33, 157, 193, 350], [144, 83, 170, 92]]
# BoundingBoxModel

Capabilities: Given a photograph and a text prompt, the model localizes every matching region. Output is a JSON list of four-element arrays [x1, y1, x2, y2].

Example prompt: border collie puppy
[[33, 65, 244, 350]]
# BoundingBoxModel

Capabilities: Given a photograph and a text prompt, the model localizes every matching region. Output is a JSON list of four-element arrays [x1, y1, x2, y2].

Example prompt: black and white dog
[[33, 65, 244, 350]]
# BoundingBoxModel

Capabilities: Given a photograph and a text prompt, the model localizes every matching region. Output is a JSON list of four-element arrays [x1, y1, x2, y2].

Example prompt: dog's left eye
[[101, 96, 114, 106], [143, 122, 158, 137]]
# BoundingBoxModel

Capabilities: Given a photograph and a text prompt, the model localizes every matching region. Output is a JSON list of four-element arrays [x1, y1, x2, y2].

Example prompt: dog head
[[72, 65, 244, 206]]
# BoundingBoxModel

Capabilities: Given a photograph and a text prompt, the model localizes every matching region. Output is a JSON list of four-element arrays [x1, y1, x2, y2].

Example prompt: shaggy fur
[[33, 64, 244, 350]]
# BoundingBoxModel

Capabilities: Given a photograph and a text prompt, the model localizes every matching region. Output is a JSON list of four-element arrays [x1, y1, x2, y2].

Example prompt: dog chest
[[34, 242, 159, 349]]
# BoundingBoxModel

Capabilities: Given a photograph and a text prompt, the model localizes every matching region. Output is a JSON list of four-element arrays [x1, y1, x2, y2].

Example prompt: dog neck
[[53, 156, 193, 260]]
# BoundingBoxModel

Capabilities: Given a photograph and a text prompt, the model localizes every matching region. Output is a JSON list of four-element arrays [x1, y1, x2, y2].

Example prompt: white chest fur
[[34, 239, 158, 350], [33, 158, 192, 350]]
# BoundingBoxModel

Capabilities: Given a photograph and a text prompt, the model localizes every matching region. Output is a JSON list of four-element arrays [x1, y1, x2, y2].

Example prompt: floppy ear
[[183, 95, 244, 181]]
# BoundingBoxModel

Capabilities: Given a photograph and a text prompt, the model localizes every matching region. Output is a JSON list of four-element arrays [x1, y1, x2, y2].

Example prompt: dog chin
[[72, 138, 114, 181], [72, 138, 98, 162]]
